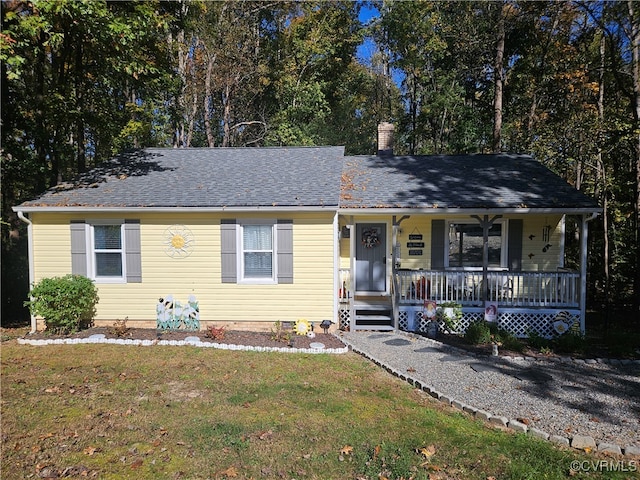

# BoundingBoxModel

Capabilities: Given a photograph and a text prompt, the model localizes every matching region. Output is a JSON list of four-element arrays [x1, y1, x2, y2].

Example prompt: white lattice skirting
[[399, 307, 581, 338], [340, 306, 581, 338]]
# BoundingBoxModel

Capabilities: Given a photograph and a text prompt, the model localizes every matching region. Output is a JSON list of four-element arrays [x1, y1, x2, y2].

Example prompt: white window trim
[[87, 220, 127, 284], [444, 219, 508, 270], [237, 219, 277, 285]]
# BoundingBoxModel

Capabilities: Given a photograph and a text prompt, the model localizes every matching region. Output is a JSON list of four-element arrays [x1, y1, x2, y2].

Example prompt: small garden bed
[[22, 326, 348, 350]]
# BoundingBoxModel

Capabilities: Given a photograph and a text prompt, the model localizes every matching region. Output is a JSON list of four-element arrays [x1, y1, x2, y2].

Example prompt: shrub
[[270, 320, 292, 344], [526, 330, 551, 350], [110, 317, 129, 337], [553, 332, 587, 354], [500, 332, 524, 352], [205, 325, 226, 340], [25, 274, 98, 334], [436, 302, 463, 332], [464, 321, 492, 345]]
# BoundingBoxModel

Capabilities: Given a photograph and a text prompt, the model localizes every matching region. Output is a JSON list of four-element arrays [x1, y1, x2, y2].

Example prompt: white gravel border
[[16, 334, 349, 354]]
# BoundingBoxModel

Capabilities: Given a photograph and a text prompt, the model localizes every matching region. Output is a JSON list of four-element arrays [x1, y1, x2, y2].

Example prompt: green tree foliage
[[1, 0, 638, 321]]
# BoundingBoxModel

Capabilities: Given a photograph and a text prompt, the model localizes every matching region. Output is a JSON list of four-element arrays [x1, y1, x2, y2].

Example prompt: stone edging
[[16, 335, 349, 355], [339, 332, 640, 458]]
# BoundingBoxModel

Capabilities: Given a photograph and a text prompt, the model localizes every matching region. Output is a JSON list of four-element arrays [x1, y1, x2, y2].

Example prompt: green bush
[[25, 274, 99, 334], [526, 330, 552, 350], [464, 320, 492, 345], [552, 332, 587, 354], [500, 332, 524, 352]]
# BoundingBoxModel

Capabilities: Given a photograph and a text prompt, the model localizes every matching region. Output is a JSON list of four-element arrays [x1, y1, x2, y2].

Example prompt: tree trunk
[[596, 33, 610, 299], [492, 2, 505, 153], [75, 40, 86, 174], [204, 50, 216, 147], [628, 0, 640, 315], [172, 0, 189, 148], [222, 82, 232, 147]]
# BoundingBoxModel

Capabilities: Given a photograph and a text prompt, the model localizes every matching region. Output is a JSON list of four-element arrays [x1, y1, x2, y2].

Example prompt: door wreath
[[361, 228, 381, 248]]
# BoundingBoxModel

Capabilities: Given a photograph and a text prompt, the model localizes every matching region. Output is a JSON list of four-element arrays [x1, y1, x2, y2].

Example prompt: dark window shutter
[[220, 219, 237, 283], [277, 220, 293, 284], [124, 220, 142, 283], [508, 219, 523, 271], [70, 220, 87, 276], [431, 220, 445, 269]]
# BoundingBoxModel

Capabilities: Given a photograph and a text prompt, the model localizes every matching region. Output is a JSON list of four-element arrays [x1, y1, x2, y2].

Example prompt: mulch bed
[[24, 326, 347, 350]]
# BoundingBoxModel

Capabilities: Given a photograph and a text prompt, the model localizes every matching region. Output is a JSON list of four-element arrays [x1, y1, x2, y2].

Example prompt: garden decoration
[[293, 318, 312, 335], [156, 294, 200, 331], [163, 225, 195, 258], [361, 227, 380, 248], [552, 311, 573, 335]]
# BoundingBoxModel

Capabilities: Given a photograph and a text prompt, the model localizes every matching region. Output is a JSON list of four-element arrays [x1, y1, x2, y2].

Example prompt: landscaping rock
[[571, 435, 596, 450], [597, 443, 622, 455], [550, 435, 570, 446], [508, 419, 528, 433]]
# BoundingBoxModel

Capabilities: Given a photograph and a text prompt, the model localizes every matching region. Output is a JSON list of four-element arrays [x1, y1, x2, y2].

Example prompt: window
[[241, 223, 274, 281], [447, 220, 506, 268], [91, 223, 125, 281], [71, 220, 142, 283], [220, 219, 293, 284]]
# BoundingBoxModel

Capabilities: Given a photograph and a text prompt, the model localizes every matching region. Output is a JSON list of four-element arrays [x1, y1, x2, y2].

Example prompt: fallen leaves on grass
[[219, 465, 238, 477], [340, 445, 353, 455], [83, 446, 99, 456], [417, 444, 436, 460]]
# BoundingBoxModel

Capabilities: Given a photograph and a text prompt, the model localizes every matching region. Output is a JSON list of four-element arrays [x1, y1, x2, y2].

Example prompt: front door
[[355, 223, 386, 292]]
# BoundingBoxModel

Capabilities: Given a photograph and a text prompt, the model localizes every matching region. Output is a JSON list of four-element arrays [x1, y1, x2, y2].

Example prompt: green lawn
[[1, 338, 635, 479]]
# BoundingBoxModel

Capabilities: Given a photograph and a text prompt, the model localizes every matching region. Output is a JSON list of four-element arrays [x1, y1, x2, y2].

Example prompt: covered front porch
[[336, 210, 593, 338], [338, 268, 581, 338]]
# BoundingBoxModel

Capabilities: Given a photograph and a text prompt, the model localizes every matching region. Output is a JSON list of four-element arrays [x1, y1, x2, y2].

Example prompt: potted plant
[[436, 301, 463, 333]]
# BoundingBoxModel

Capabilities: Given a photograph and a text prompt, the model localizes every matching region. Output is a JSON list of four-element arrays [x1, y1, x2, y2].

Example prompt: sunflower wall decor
[[163, 225, 195, 258]]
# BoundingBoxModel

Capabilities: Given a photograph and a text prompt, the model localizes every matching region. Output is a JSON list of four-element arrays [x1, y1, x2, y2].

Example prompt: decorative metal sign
[[409, 249, 423, 256], [163, 225, 195, 258], [408, 234, 423, 240], [406, 242, 425, 248]]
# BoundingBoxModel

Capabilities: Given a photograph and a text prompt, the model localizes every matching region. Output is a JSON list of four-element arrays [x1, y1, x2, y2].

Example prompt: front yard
[[0, 333, 634, 479]]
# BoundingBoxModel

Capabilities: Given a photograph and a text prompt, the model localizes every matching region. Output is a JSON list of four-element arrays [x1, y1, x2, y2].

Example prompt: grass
[[1, 335, 634, 479]]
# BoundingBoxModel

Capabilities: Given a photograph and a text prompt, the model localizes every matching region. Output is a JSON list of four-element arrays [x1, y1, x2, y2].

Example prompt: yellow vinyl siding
[[338, 214, 565, 272], [29, 211, 335, 328], [520, 215, 563, 271]]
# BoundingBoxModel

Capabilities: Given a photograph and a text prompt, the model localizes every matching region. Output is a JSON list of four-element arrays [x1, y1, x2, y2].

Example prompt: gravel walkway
[[339, 331, 640, 456]]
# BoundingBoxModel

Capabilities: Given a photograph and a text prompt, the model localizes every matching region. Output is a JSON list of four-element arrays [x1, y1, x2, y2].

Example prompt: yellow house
[[14, 132, 600, 338]]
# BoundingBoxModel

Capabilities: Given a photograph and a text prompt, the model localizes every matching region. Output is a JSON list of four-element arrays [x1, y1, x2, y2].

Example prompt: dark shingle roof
[[18, 147, 345, 209], [340, 154, 599, 210], [15, 149, 599, 212]]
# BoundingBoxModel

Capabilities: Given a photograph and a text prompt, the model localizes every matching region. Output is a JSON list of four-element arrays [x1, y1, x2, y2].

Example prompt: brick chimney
[[377, 122, 394, 156]]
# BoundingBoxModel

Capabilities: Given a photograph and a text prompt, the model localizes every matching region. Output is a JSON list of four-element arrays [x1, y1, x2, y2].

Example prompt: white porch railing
[[393, 269, 580, 308], [338, 268, 581, 336], [339, 268, 579, 308]]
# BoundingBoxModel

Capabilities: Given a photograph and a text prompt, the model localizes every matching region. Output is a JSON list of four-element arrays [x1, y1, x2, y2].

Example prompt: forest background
[[1, 0, 638, 325]]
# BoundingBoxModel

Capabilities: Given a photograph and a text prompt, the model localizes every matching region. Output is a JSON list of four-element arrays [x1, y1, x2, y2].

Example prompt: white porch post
[[333, 212, 339, 327], [579, 214, 589, 335], [348, 216, 355, 331]]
